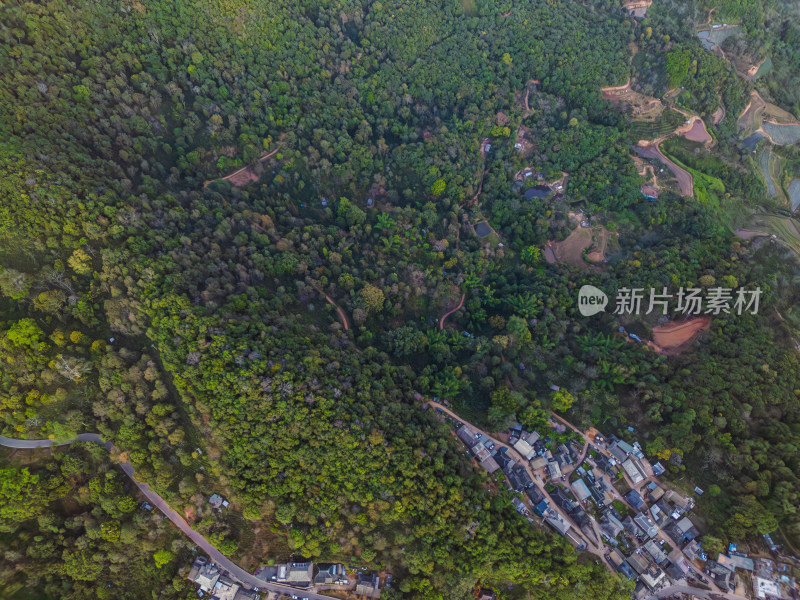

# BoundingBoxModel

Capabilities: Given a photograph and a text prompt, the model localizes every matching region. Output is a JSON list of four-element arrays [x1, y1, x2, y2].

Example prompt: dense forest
[[1, 0, 799, 598]]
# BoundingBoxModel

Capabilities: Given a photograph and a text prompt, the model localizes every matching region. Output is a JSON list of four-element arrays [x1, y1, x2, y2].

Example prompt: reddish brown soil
[[648, 317, 711, 355], [600, 78, 631, 98], [439, 293, 465, 330], [324, 294, 350, 331], [682, 119, 712, 143]]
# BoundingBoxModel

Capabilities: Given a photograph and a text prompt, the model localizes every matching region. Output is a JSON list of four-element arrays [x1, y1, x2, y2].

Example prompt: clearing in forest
[[762, 121, 800, 146], [738, 90, 800, 138], [634, 142, 694, 197], [742, 214, 800, 257], [547, 220, 615, 269], [602, 85, 664, 122], [624, 0, 651, 18], [735, 229, 769, 240], [697, 25, 739, 52], [788, 180, 800, 212], [737, 91, 767, 132], [756, 147, 790, 204], [207, 148, 280, 187], [680, 118, 713, 144], [647, 317, 711, 355]]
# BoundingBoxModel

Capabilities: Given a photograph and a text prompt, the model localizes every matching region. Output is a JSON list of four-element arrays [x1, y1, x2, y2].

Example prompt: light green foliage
[[153, 549, 174, 569], [430, 179, 446, 196], [551, 389, 575, 412], [521, 245, 542, 265], [1, 0, 799, 595]]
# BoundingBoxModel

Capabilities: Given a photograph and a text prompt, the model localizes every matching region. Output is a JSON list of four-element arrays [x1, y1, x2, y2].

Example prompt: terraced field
[[758, 149, 779, 198], [789, 180, 800, 212], [748, 214, 800, 256], [629, 109, 685, 141]]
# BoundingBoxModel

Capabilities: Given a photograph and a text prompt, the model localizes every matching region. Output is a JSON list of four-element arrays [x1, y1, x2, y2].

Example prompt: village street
[[425, 403, 747, 599], [427, 401, 619, 568]]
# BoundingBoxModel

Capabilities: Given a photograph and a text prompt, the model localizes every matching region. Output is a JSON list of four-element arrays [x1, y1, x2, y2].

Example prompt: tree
[[153, 549, 174, 569], [521, 245, 542, 265], [0, 468, 50, 526], [551, 389, 575, 412], [68, 248, 93, 275], [360, 284, 385, 314], [701, 535, 725, 559]]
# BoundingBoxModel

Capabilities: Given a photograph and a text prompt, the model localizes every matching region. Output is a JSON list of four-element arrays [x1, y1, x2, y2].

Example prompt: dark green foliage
[[2, 0, 800, 597]]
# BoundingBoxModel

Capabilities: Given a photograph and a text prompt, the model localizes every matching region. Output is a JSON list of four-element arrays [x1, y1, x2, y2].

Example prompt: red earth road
[[439, 293, 466, 330]]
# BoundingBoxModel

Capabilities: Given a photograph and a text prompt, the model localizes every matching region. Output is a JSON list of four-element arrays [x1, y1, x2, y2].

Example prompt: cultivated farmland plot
[[762, 122, 800, 146]]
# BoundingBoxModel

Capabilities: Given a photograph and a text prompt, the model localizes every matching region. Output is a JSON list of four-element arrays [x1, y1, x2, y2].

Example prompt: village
[[429, 401, 799, 600], [178, 402, 797, 600]]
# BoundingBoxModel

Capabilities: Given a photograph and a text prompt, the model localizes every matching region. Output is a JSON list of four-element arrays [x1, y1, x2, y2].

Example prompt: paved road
[[0, 434, 335, 600], [0, 433, 105, 448]]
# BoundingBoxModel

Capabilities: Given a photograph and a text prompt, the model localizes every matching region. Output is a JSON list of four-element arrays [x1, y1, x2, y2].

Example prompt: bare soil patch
[[548, 224, 613, 269], [634, 142, 693, 197], [608, 89, 665, 121], [514, 125, 534, 155], [439, 293, 466, 330], [681, 119, 712, 144], [600, 78, 631, 97], [623, 0, 651, 16], [209, 147, 280, 187], [548, 228, 593, 268], [738, 91, 767, 132], [648, 317, 711, 355], [762, 102, 798, 123], [711, 105, 725, 125], [735, 228, 769, 240]]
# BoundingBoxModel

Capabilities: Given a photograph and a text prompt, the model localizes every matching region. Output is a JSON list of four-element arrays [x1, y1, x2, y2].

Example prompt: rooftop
[[572, 478, 591, 501]]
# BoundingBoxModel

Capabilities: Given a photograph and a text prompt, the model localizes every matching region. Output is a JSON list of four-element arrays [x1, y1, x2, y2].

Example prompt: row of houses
[[188, 558, 384, 599], [509, 425, 580, 483]]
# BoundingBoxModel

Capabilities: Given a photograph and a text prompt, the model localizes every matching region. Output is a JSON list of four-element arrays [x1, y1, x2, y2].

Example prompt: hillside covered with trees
[[1, 0, 800, 598]]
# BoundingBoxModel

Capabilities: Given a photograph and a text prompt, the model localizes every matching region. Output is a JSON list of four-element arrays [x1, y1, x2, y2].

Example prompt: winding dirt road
[[634, 142, 694, 197], [323, 294, 350, 331], [439, 293, 466, 330]]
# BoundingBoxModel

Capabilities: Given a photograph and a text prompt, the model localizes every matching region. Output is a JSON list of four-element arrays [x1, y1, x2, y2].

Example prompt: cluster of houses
[[456, 422, 588, 547], [449, 412, 799, 600], [187, 557, 260, 600], [187, 558, 383, 600]]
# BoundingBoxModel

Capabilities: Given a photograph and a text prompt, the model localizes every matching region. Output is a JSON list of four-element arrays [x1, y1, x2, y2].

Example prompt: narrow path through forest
[[439, 293, 465, 330]]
